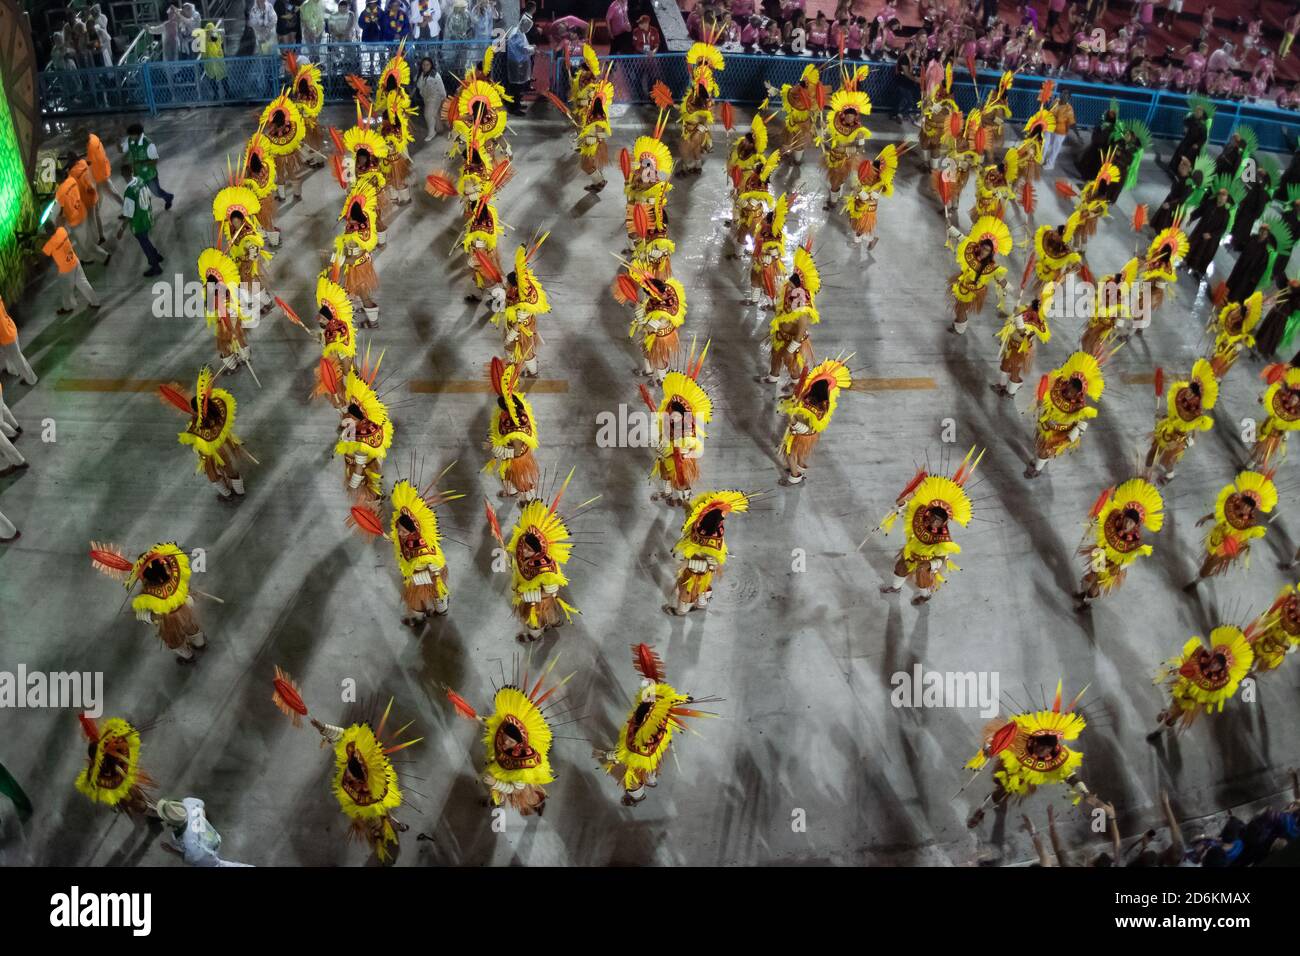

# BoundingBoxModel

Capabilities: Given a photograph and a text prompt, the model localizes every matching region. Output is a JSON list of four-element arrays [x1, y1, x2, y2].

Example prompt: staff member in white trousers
[[42, 227, 101, 315], [0, 507, 17, 542], [0, 382, 27, 478], [0, 295, 37, 385]]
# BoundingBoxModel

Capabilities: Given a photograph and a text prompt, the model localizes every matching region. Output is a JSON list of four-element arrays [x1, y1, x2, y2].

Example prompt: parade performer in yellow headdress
[[1075, 477, 1164, 611], [258, 91, 307, 202], [386, 478, 460, 625], [1150, 627, 1254, 737], [667, 490, 749, 616], [1186, 470, 1276, 585], [964, 680, 1094, 829], [312, 275, 355, 408], [195, 246, 253, 374], [641, 340, 711, 508], [212, 183, 273, 314], [732, 150, 780, 261], [879, 449, 982, 605], [969, 148, 1017, 223], [1014, 107, 1055, 185], [768, 64, 823, 160], [445, 655, 574, 816], [727, 114, 768, 198], [1246, 584, 1300, 676], [74, 715, 153, 816], [485, 357, 541, 503], [341, 122, 389, 246], [569, 43, 601, 115], [484, 469, 590, 643], [90, 540, 209, 662], [460, 184, 503, 304], [331, 182, 381, 327], [596, 644, 719, 805], [449, 76, 510, 165], [1028, 221, 1082, 295], [285, 51, 326, 164], [1207, 291, 1262, 380], [821, 79, 872, 210], [1144, 360, 1217, 484], [627, 186, 674, 278], [271, 669, 421, 863], [336, 362, 393, 505], [778, 355, 859, 484], [1080, 258, 1138, 354], [624, 123, 674, 250], [935, 106, 982, 220], [947, 215, 1011, 334], [980, 71, 1016, 157], [378, 93, 416, 206], [576, 76, 613, 192], [1024, 350, 1105, 479], [919, 63, 958, 173], [621, 270, 686, 383], [845, 144, 900, 248], [241, 132, 280, 247], [678, 40, 724, 175], [157, 365, 249, 504], [748, 191, 788, 307], [1140, 223, 1189, 321], [1248, 365, 1300, 468], [492, 239, 551, 377], [991, 283, 1052, 398], [762, 244, 820, 386]]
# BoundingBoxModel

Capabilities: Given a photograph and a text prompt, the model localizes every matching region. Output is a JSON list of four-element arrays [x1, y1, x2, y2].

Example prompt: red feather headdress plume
[[1131, 203, 1147, 232], [1021, 252, 1037, 289], [632, 203, 650, 238], [1211, 281, 1229, 308], [632, 643, 666, 683], [317, 355, 340, 400], [1036, 373, 1050, 403], [346, 503, 385, 537], [638, 382, 657, 414], [1020, 181, 1036, 216], [475, 248, 504, 286], [79, 713, 100, 742], [446, 689, 479, 721], [613, 272, 641, 305], [948, 110, 963, 138], [89, 541, 134, 580], [1154, 365, 1165, 398], [1262, 362, 1289, 385], [425, 172, 457, 197], [157, 382, 192, 415], [651, 82, 675, 111], [932, 169, 952, 208], [987, 721, 1018, 756], [619, 147, 632, 181], [543, 89, 572, 119], [1054, 179, 1078, 199], [1038, 79, 1054, 105], [720, 101, 734, 131], [895, 468, 929, 505], [275, 295, 305, 330], [271, 666, 310, 727], [483, 496, 505, 548], [1088, 486, 1113, 520]]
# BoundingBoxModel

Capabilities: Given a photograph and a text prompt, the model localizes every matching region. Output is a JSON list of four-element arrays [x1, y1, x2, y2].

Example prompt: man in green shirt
[[120, 121, 175, 209], [116, 162, 166, 277]]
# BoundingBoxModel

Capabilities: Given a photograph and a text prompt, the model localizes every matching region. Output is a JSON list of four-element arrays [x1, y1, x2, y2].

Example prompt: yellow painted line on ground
[[1122, 373, 1156, 385], [408, 379, 570, 394], [859, 377, 936, 391], [56, 378, 168, 392]]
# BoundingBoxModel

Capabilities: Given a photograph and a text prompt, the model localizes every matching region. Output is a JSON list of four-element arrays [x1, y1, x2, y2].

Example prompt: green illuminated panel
[[0, 70, 34, 302]]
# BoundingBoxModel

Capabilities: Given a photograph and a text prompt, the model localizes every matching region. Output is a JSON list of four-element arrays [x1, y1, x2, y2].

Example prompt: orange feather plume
[[932, 169, 952, 207], [613, 273, 640, 305], [619, 147, 632, 180], [1154, 366, 1165, 398], [1036, 373, 1050, 403], [1211, 281, 1229, 307], [446, 689, 478, 720], [720, 101, 734, 131], [896, 468, 929, 503], [1088, 487, 1113, 520], [1054, 179, 1077, 199], [347, 504, 385, 537], [89, 542, 134, 577], [79, 714, 100, 742], [638, 382, 657, 413], [1131, 203, 1147, 232], [272, 666, 309, 726], [425, 173, 457, 197], [632, 643, 666, 682], [1263, 362, 1289, 384], [157, 383, 192, 414], [1038, 80, 1054, 104], [988, 721, 1018, 755], [475, 249, 503, 286], [275, 296, 304, 329], [318, 356, 340, 399], [484, 497, 505, 547], [651, 82, 674, 110], [1020, 180, 1036, 215], [632, 203, 650, 238]]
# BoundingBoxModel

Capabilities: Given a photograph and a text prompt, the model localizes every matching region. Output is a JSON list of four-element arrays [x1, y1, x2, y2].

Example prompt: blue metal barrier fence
[[41, 45, 1300, 155]]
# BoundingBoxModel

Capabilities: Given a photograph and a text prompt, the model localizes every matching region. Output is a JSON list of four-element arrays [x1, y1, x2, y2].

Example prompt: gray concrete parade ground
[[0, 102, 1298, 866]]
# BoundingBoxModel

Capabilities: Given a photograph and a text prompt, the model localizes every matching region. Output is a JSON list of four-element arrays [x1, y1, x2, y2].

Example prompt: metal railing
[[40, 40, 531, 115], [38, 46, 1300, 155]]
